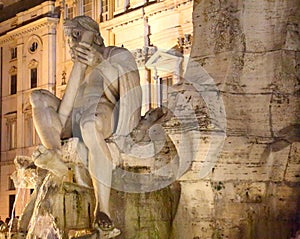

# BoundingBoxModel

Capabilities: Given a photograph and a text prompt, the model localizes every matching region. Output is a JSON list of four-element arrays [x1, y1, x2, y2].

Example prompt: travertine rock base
[[171, 0, 300, 238]]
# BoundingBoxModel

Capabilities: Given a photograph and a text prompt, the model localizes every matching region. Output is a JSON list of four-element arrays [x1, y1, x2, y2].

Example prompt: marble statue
[[29, 15, 142, 236], [12, 14, 201, 239]]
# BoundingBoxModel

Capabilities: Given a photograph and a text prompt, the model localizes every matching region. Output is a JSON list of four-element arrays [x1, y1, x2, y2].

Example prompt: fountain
[[7, 15, 206, 239]]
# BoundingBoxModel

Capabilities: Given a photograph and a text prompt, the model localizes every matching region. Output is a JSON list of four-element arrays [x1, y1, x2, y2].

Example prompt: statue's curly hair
[[64, 15, 105, 46]]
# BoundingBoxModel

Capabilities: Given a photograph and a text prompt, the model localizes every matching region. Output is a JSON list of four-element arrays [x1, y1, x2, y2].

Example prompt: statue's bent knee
[[30, 89, 60, 110], [30, 90, 43, 108]]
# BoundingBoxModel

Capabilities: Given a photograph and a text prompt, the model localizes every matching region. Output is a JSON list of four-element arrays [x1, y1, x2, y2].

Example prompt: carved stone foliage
[[9, 66, 17, 74], [132, 46, 157, 67], [177, 34, 192, 49], [28, 59, 38, 69]]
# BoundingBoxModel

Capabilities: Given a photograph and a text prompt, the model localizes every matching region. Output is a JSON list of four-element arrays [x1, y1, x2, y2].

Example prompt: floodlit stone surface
[[3, 0, 299, 238], [171, 0, 300, 238]]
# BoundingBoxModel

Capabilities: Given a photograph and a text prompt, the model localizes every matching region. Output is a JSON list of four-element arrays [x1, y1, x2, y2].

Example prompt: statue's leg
[[30, 89, 62, 149], [80, 102, 115, 230], [30, 89, 69, 177]]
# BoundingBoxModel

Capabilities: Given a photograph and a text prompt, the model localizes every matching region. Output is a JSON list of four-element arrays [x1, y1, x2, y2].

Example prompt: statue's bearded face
[[63, 17, 104, 50], [64, 26, 86, 49]]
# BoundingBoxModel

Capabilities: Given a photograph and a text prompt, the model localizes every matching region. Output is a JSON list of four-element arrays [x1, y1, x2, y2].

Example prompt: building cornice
[[0, 17, 59, 44], [100, 0, 192, 30]]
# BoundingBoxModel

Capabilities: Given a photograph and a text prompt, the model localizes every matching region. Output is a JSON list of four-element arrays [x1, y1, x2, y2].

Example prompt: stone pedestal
[[13, 125, 182, 239], [110, 182, 181, 239], [27, 178, 95, 239]]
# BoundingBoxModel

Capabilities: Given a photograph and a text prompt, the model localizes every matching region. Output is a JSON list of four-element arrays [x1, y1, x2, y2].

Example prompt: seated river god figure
[[29, 15, 142, 233]]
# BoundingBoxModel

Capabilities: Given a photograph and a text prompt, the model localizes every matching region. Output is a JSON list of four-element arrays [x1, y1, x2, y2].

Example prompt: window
[[24, 113, 40, 147], [7, 118, 17, 150], [161, 76, 172, 106], [28, 59, 38, 89], [129, 0, 141, 8], [67, 4, 74, 19], [114, 0, 125, 13], [29, 41, 38, 53], [100, 0, 109, 22], [157, 76, 173, 107], [9, 66, 17, 95], [11, 47, 17, 60], [9, 195, 15, 218], [83, 0, 93, 18], [8, 177, 15, 191], [10, 74, 17, 95], [24, 116, 33, 147], [30, 68, 37, 88]]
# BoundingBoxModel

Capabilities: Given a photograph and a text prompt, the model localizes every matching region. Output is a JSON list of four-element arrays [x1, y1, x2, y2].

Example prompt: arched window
[[29, 41, 38, 53]]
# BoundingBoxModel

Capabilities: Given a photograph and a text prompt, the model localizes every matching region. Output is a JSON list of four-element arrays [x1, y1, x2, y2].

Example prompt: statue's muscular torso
[[72, 47, 120, 140]]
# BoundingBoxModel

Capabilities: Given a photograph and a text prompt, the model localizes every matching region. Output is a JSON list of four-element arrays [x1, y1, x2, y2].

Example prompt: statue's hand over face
[[72, 42, 104, 67]]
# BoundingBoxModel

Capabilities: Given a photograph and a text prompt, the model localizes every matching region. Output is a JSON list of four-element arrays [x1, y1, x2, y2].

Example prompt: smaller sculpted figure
[[29, 15, 142, 236]]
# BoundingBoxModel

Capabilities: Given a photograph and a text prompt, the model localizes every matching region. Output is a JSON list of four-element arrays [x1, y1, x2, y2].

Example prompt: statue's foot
[[12, 232, 26, 239], [94, 211, 121, 237], [107, 228, 121, 238], [97, 228, 120, 239], [32, 145, 68, 178], [90, 227, 120, 239], [95, 211, 114, 231]]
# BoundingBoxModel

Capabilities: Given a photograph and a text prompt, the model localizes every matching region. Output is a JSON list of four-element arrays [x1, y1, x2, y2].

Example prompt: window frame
[[9, 194, 16, 218], [28, 59, 39, 89], [160, 76, 173, 106], [24, 113, 33, 147], [30, 68, 38, 89], [24, 111, 40, 147], [67, 4, 74, 19], [100, 0, 110, 22], [6, 114, 17, 150], [8, 177, 15, 191], [9, 66, 17, 95], [83, 0, 93, 18], [10, 74, 17, 95], [10, 47, 17, 60]]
